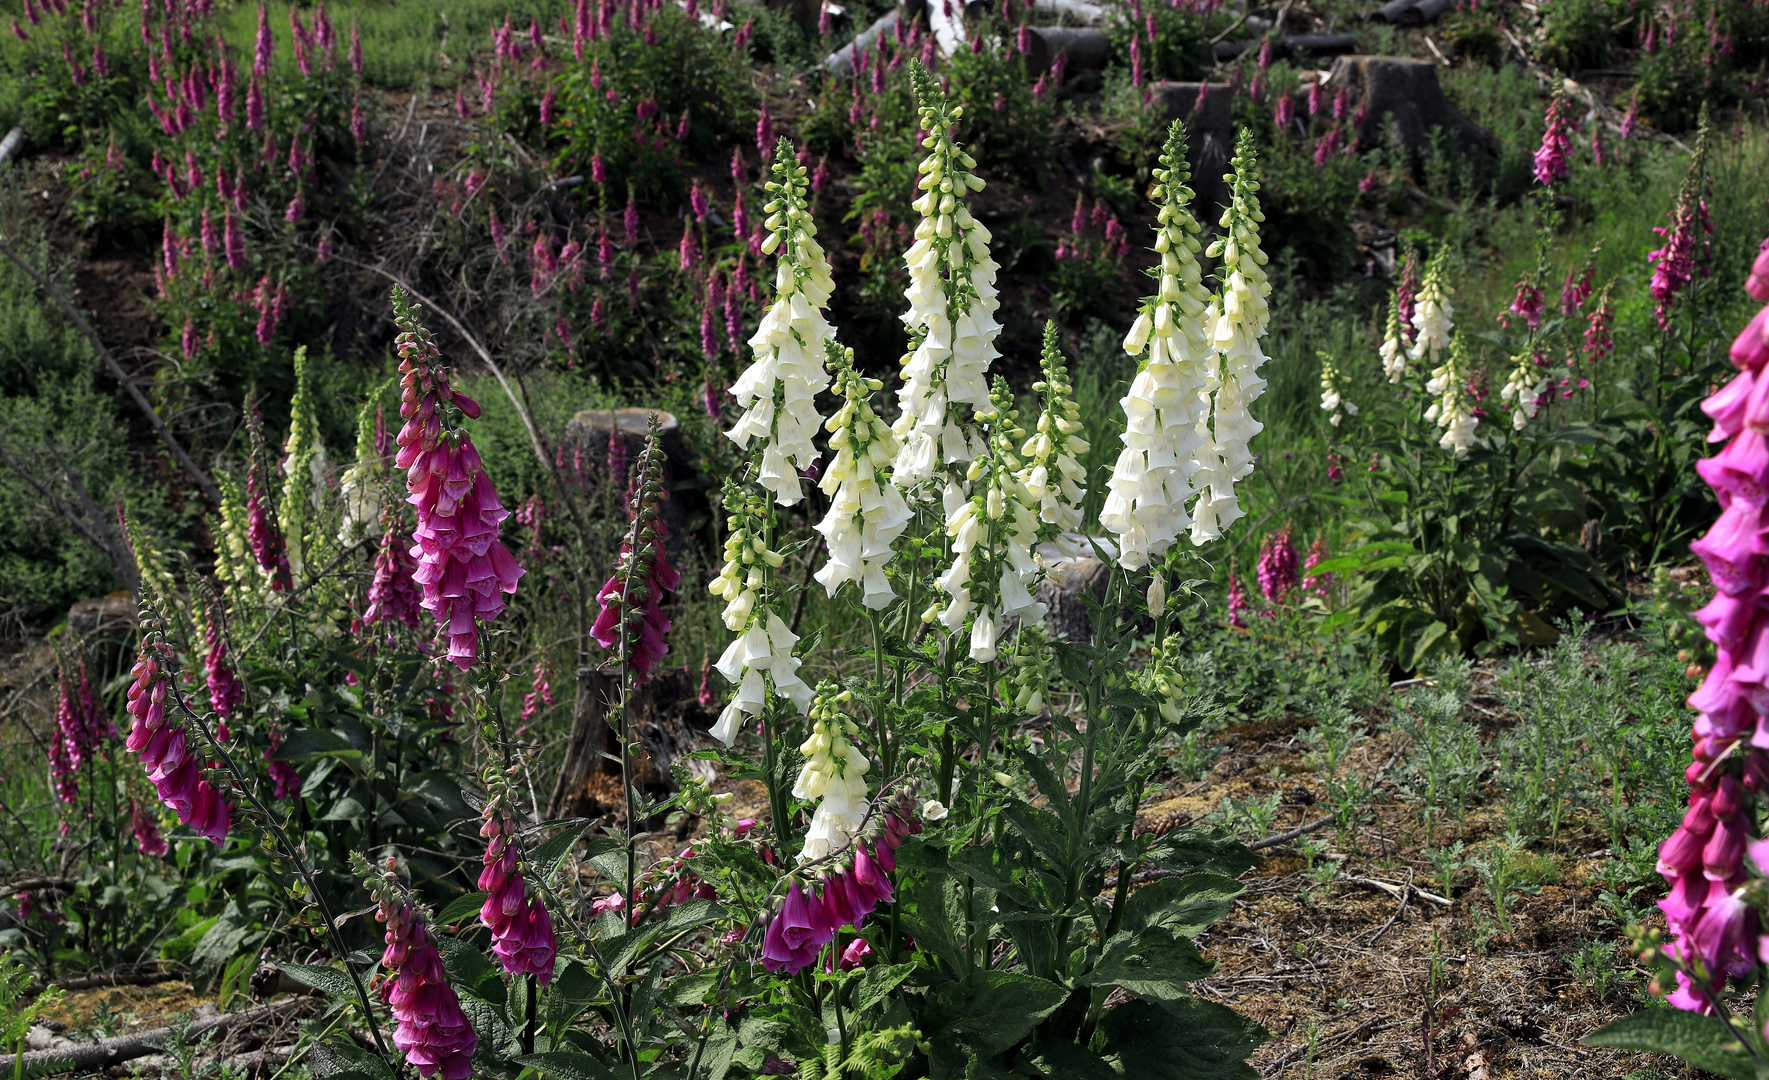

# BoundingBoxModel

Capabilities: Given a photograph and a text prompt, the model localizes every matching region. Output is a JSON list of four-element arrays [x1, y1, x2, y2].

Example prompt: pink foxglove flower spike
[[390, 288, 524, 671]]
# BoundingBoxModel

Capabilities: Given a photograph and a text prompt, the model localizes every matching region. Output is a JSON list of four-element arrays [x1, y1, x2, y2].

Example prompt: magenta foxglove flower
[[1226, 573, 1248, 628], [478, 803, 557, 982], [246, 456, 290, 589], [520, 660, 554, 723], [1256, 526, 1299, 604], [254, 4, 273, 78], [760, 881, 828, 974], [377, 872, 479, 1079], [124, 644, 232, 845], [1304, 535, 1333, 598], [349, 19, 362, 74], [264, 727, 301, 800], [1747, 240, 1769, 302], [131, 799, 169, 856], [364, 523, 423, 628], [204, 607, 245, 721], [756, 106, 774, 158], [1500, 280, 1546, 331], [391, 295, 524, 670], [1659, 243, 1769, 1010], [1533, 92, 1572, 187], [590, 482, 680, 683]]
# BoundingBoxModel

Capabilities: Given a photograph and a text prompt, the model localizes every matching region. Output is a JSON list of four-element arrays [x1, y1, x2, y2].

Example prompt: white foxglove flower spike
[[814, 344, 913, 609], [1499, 349, 1547, 432], [1407, 248, 1454, 366], [1019, 322, 1089, 540], [892, 62, 1001, 492], [794, 686, 872, 863], [1319, 352, 1357, 428], [726, 138, 834, 507], [1379, 297, 1408, 384], [1192, 128, 1273, 544], [1101, 121, 1218, 570], [1424, 336, 1480, 456]]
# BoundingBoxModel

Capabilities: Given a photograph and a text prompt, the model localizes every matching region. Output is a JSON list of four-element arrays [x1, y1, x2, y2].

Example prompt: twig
[[0, 233, 220, 505], [1340, 875, 1452, 907], [1369, 885, 1412, 942], [1248, 814, 1333, 851]]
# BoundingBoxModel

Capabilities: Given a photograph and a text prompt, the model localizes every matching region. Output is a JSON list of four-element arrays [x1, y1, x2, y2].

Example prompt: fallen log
[[19, 999, 316, 1077], [1025, 0, 1108, 23], [1399, 0, 1453, 25], [1211, 33, 1358, 62], [1369, 0, 1418, 24], [823, 8, 898, 73]]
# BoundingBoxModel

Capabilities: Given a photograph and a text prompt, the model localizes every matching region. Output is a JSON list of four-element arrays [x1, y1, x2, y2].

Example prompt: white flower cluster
[[1407, 250, 1454, 366], [1020, 323, 1089, 536], [726, 147, 833, 507], [709, 488, 787, 632], [793, 687, 872, 863], [337, 397, 384, 545], [1101, 124, 1218, 570], [1379, 297, 1408, 384], [1191, 130, 1273, 544], [278, 345, 326, 586], [1499, 350, 1547, 431], [892, 69, 1000, 489], [814, 345, 913, 609], [1423, 337, 1480, 456], [711, 609, 814, 747], [933, 381, 1046, 663], [1319, 354, 1358, 427]]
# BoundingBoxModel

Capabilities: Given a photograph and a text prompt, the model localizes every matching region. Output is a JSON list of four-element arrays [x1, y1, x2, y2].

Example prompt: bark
[[1023, 27, 1111, 74], [824, 9, 899, 73], [1212, 33, 1359, 63], [1327, 55, 1500, 166]]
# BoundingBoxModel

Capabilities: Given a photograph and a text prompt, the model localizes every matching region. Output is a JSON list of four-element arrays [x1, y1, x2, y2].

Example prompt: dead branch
[[18, 999, 318, 1077]]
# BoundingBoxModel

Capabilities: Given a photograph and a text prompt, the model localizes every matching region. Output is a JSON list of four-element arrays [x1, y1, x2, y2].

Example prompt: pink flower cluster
[[760, 805, 916, 975], [392, 297, 524, 670], [520, 660, 555, 724], [1648, 187, 1714, 330], [50, 660, 110, 805], [478, 802, 557, 982], [204, 607, 244, 729], [246, 455, 291, 590], [1227, 573, 1249, 628], [1662, 235, 1769, 1010], [364, 524, 423, 630], [124, 643, 232, 846], [1304, 535, 1333, 599], [1499, 280, 1546, 331], [377, 867, 479, 1080], [264, 727, 301, 801], [131, 799, 170, 857], [1257, 526, 1299, 605], [591, 481, 680, 683], [1534, 93, 1573, 187]]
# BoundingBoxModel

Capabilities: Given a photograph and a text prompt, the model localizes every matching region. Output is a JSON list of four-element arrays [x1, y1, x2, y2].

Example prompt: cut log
[[1369, 0, 1419, 24], [19, 999, 315, 1077], [824, 9, 898, 73], [1327, 55, 1499, 165], [1023, 26, 1111, 74], [1025, 0, 1108, 23], [1212, 33, 1358, 63], [1037, 555, 1110, 641], [1399, 0, 1453, 25]]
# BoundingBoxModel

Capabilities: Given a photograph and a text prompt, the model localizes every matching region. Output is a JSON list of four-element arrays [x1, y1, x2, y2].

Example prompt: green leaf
[[159, 915, 218, 964], [437, 936, 506, 1005], [1101, 998, 1268, 1079], [1121, 874, 1243, 938], [1146, 828, 1258, 879], [279, 963, 357, 1001], [1582, 1009, 1759, 1079], [279, 729, 362, 760], [1021, 1039, 1122, 1080], [661, 898, 725, 934], [1079, 930, 1213, 997], [925, 971, 1068, 1054], [526, 827, 587, 884], [322, 797, 367, 822], [854, 962, 914, 1017], [513, 1051, 621, 1080], [434, 892, 490, 928], [307, 1036, 395, 1080]]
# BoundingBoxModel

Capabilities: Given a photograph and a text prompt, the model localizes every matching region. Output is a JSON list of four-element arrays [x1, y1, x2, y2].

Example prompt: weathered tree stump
[[1036, 553, 1111, 642], [1212, 33, 1359, 63], [1148, 82, 1236, 213], [1328, 55, 1499, 167], [825, 9, 899, 73], [547, 665, 716, 821], [561, 407, 693, 549]]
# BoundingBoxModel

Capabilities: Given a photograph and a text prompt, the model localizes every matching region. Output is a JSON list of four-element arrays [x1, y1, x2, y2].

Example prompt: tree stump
[[1149, 82, 1236, 214], [1036, 553, 1111, 641], [561, 407, 693, 552], [547, 665, 717, 821], [1023, 27, 1111, 75], [1327, 55, 1499, 168]]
